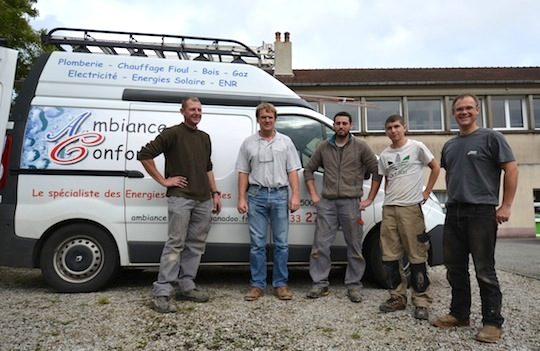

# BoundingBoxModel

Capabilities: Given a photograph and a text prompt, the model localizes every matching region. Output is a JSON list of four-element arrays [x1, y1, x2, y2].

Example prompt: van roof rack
[[42, 27, 271, 68]]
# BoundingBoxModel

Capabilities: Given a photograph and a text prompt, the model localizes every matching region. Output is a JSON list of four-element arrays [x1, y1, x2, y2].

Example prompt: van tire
[[363, 227, 410, 289], [363, 227, 387, 288], [40, 223, 119, 292]]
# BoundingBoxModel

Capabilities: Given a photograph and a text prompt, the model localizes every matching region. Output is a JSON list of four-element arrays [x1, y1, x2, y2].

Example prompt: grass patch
[[97, 296, 110, 305], [176, 305, 195, 313]]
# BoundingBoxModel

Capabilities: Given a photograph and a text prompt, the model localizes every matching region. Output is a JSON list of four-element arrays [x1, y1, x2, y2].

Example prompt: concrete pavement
[[495, 237, 540, 279]]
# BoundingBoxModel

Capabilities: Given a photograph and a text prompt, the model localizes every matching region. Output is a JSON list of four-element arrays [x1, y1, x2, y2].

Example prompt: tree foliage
[[0, 0, 49, 81]]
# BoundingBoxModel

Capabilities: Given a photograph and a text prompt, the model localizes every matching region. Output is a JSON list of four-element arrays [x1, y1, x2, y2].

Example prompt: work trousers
[[444, 203, 504, 327], [152, 196, 212, 297], [380, 204, 432, 307], [309, 197, 365, 288]]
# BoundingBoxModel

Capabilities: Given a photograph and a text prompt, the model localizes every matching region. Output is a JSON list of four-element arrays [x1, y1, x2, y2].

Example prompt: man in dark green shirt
[[137, 97, 221, 313]]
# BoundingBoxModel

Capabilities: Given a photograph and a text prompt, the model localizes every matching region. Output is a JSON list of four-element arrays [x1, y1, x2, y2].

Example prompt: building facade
[[272, 33, 540, 236]]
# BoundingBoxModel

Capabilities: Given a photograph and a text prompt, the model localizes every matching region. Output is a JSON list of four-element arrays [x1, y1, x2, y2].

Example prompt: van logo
[[46, 112, 105, 165], [50, 132, 105, 165], [46, 111, 92, 142]]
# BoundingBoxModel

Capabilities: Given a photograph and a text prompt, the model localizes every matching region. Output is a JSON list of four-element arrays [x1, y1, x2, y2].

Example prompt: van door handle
[[126, 170, 145, 178]]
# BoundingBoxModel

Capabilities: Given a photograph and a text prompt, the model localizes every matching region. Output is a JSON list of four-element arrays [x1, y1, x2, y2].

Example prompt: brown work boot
[[432, 314, 470, 328], [379, 295, 406, 312], [476, 325, 503, 343], [244, 287, 264, 301], [274, 286, 293, 300]]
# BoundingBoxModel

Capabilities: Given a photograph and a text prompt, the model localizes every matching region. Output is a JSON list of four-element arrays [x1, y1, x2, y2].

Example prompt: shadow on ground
[[0, 264, 381, 293], [108, 264, 381, 290]]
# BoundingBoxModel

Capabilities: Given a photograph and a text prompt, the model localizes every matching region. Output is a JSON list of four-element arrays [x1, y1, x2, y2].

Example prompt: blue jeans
[[443, 203, 503, 327], [247, 185, 289, 289]]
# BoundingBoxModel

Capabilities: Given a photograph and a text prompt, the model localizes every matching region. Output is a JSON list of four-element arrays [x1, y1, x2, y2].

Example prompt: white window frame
[[492, 96, 528, 130], [322, 102, 361, 132], [364, 98, 402, 132], [532, 97, 540, 130], [406, 98, 444, 132]]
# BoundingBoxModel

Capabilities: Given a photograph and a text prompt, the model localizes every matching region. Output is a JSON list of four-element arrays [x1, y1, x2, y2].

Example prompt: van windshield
[[276, 115, 331, 168]]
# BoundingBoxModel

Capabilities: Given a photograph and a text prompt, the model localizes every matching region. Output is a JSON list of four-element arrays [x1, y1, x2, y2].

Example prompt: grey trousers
[[309, 197, 366, 288], [152, 196, 212, 297]]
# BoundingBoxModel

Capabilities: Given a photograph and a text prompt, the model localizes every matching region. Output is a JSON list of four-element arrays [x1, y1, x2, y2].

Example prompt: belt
[[446, 203, 494, 209], [249, 184, 288, 191]]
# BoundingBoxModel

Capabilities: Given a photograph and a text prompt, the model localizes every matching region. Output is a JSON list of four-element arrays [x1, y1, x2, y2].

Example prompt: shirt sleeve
[[378, 152, 387, 176], [490, 130, 515, 164], [206, 134, 213, 172], [440, 142, 448, 169], [417, 141, 435, 165], [285, 137, 301, 172], [137, 129, 171, 160], [362, 143, 382, 181], [303, 143, 323, 181], [235, 139, 251, 173]]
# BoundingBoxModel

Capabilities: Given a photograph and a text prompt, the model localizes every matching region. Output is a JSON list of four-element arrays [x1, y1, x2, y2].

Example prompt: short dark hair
[[256, 102, 277, 119], [384, 114, 405, 127], [452, 94, 479, 112], [181, 96, 201, 109], [333, 111, 352, 123]]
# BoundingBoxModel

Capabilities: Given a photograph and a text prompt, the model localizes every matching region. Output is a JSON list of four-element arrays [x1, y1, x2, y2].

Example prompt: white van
[[0, 28, 445, 292]]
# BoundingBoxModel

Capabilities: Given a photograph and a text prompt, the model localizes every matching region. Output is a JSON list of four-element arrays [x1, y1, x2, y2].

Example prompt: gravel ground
[[0, 265, 539, 351]]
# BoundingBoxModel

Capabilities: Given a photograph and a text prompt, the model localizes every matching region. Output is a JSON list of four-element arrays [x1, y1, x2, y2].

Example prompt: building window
[[407, 99, 443, 131], [492, 96, 528, 129], [533, 97, 540, 129], [449, 97, 486, 130], [323, 103, 360, 131], [365, 99, 402, 132]]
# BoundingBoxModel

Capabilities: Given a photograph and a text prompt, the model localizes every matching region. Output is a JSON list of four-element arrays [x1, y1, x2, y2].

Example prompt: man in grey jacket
[[304, 111, 381, 302]]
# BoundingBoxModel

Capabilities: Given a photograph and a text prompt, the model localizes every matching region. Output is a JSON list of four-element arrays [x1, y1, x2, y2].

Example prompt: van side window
[[276, 115, 330, 167]]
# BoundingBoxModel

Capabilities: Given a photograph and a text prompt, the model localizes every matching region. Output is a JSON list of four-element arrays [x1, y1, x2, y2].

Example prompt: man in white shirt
[[377, 114, 440, 320], [235, 102, 301, 301]]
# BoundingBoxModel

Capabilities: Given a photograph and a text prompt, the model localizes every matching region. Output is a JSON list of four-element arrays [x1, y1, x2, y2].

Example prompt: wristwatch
[[211, 191, 221, 196]]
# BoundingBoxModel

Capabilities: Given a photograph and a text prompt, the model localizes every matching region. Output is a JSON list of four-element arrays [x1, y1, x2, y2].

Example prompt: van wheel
[[40, 223, 119, 292], [363, 227, 387, 288], [363, 227, 410, 289]]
